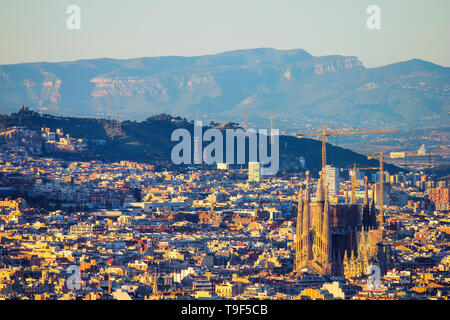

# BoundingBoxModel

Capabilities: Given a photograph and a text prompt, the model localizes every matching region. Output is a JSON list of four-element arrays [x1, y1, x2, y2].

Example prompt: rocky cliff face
[[312, 56, 364, 74], [89, 73, 218, 98]]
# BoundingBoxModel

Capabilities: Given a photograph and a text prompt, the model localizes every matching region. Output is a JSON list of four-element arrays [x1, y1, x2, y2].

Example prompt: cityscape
[[0, 105, 448, 301], [0, 0, 449, 305]]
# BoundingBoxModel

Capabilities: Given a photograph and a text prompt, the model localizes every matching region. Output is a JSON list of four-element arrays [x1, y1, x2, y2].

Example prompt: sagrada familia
[[294, 172, 390, 278]]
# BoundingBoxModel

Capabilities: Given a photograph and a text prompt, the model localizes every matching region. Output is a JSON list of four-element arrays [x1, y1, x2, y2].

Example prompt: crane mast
[[341, 163, 378, 204], [295, 126, 399, 173], [367, 150, 393, 226], [295, 125, 399, 199]]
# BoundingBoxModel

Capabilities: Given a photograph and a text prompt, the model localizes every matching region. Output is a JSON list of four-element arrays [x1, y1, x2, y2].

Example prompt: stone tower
[[294, 172, 332, 276]]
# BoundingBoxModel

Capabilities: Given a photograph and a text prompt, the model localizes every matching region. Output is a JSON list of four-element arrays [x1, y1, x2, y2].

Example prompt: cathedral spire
[[322, 182, 330, 266], [370, 184, 377, 229], [302, 171, 311, 261], [343, 249, 349, 278], [305, 171, 310, 202], [297, 183, 303, 218], [294, 181, 304, 272], [363, 176, 369, 206], [316, 171, 324, 202], [296, 184, 303, 235], [304, 172, 310, 227]]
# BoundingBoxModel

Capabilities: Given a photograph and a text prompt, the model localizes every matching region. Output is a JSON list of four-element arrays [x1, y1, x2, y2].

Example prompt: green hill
[[0, 109, 403, 177]]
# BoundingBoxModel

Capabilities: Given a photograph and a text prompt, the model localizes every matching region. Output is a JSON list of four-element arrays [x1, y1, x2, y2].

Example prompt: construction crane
[[367, 150, 394, 226], [340, 163, 378, 204], [294, 124, 400, 175], [344, 185, 349, 204]]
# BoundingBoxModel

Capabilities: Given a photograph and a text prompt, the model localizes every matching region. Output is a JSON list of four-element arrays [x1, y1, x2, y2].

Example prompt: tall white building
[[325, 165, 339, 196], [217, 163, 229, 170], [248, 162, 261, 182]]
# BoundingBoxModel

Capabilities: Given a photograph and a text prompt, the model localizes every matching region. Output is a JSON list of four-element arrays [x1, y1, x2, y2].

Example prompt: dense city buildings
[[0, 124, 449, 300], [0, 0, 448, 312]]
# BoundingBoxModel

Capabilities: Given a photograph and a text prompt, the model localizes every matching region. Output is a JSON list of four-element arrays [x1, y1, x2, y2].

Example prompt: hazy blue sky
[[0, 0, 448, 67]]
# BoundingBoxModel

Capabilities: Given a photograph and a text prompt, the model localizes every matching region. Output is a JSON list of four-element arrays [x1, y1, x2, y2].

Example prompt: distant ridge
[[0, 48, 448, 129]]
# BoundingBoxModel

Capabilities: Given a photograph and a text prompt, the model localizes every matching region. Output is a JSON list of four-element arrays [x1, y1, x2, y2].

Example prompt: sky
[[0, 0, 449, 68]]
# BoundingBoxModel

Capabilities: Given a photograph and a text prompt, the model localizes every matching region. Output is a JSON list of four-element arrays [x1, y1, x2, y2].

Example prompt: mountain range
[[0, 48, 448, 129]]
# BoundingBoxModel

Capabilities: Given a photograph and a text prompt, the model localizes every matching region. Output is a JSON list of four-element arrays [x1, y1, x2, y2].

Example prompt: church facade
[[294, 172, 384, 277]]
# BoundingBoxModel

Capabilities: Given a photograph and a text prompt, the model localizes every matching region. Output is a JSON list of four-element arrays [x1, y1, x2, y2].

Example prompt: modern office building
[[325, 165, 339, 196], [217, 163, 229, 170], [248, 162, 261, 182]]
